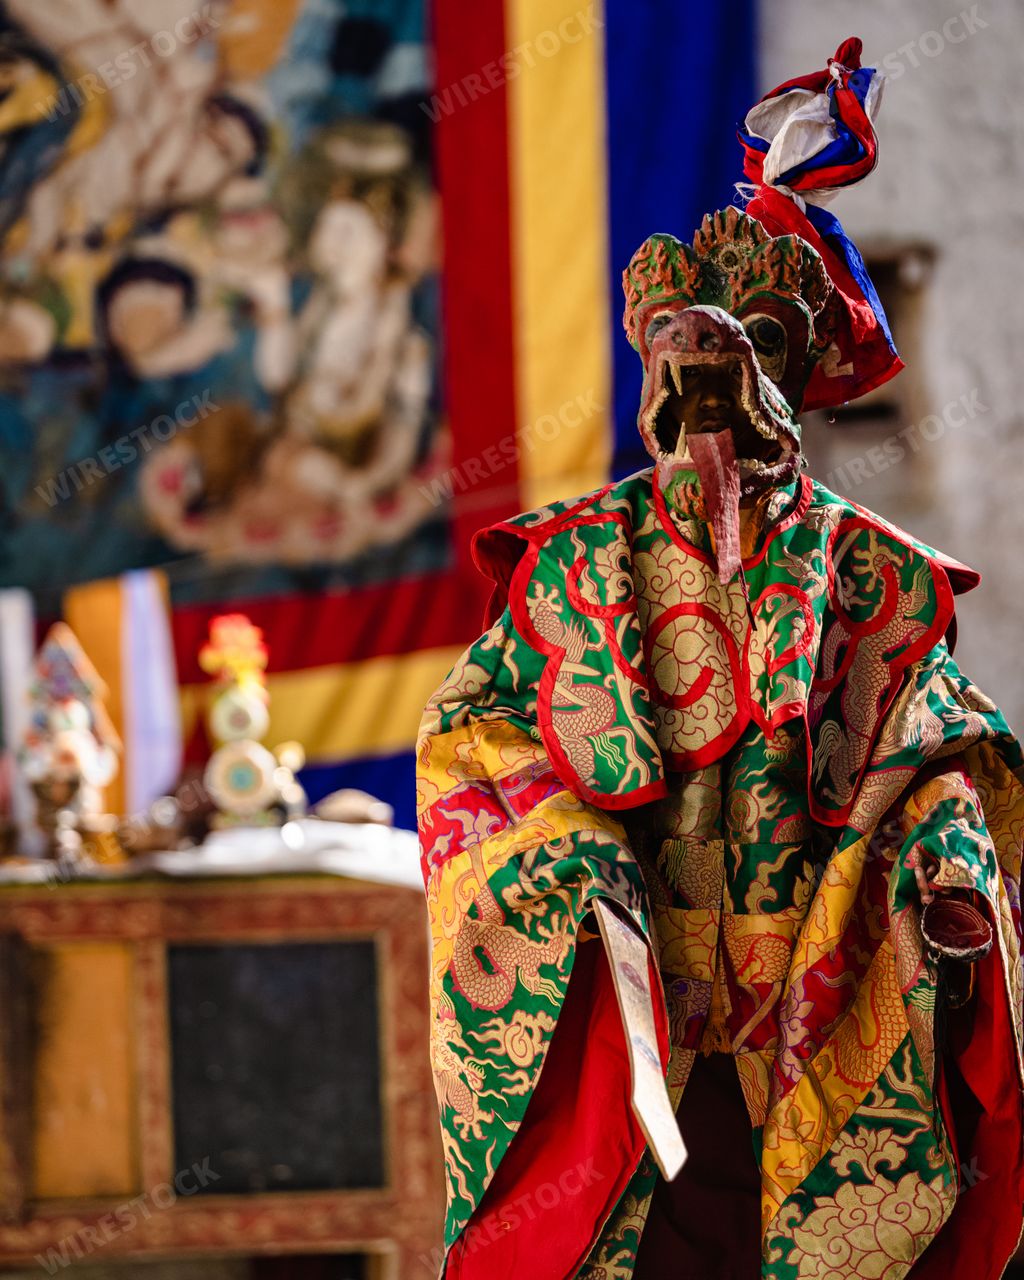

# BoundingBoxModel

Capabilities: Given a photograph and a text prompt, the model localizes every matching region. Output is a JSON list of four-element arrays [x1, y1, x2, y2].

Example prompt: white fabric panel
[[743, 75, 886, 208], [0, 588, 35, 837], [122, 570, 182, 815]]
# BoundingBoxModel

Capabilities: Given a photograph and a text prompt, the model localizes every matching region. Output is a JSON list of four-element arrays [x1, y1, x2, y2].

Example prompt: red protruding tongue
[[688, 430, 742, 585]]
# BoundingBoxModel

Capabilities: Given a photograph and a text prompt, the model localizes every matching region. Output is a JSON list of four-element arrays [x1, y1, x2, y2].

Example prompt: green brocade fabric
[[418, 467, 1024, 1278], [472, 468, 977, 820]]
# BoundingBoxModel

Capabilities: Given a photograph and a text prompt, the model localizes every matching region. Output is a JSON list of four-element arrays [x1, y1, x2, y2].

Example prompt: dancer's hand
[[914, 861, 945, 906]]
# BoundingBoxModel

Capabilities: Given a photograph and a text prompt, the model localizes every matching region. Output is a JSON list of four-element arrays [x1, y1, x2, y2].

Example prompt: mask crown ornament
[[623, 208, 836, 424], [620, 38, 901, 588], [623, 214, 829, 516], [620, 37, 901, 588]]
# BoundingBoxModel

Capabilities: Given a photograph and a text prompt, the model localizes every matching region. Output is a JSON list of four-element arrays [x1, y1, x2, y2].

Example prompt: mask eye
[[644, 312, 674, 346], [743, 313, 787, 384]]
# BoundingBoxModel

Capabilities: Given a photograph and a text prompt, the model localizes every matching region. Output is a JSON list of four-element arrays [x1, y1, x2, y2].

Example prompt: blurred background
[[0, 0, 1020, 1275]]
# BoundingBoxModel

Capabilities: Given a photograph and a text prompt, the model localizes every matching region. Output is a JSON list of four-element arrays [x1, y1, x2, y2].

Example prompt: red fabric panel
[[762, 36, 864, 100], [745, 185, 904, 412], [419, 766, 564, 883], [909, 947, 1024, 1278], [171, 572, 488, 681], [432, 0, 521, 555], [447, 936, 667, 1279], [742, 40, 878, 195]]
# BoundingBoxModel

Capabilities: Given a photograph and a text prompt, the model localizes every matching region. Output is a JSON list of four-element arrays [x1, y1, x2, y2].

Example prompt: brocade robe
[[417, 468, 1024, 1279]]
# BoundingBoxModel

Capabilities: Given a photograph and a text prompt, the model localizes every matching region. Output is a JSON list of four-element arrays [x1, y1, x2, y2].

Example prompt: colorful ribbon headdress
[[738, 37, 903, 411]]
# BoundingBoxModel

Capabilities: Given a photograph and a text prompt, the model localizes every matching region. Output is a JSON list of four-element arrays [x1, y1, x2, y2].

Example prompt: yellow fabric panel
[[420, 718, 630, 985], [426, 787, 623, 990], [735, 1048, 773, 1128], [760, 942, 909, 1231], [507, 0, 612, 507], [181, 645, 465, 764], [31, 942, 138, 1199], [723, 910, 803, 984], [654, 907, 720, 982], [787, 832, 873, 968], [417, 718, 550, 814], [64, 578, 126, 815]]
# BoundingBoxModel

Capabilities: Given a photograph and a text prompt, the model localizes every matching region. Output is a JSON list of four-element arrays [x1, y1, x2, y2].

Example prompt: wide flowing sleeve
[[417, 607, 666, 1278], [884, 649, 1024, 1279], [770, 638, 1024, 1278]]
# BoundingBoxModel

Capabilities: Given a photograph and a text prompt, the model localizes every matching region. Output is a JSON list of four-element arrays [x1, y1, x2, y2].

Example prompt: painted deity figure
[[417, 41, 1024, 1280]]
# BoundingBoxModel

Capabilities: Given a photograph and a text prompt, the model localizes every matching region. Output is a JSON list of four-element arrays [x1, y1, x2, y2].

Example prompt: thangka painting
[[0, 0, 446, 599], [0, 0, 756, 827]]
